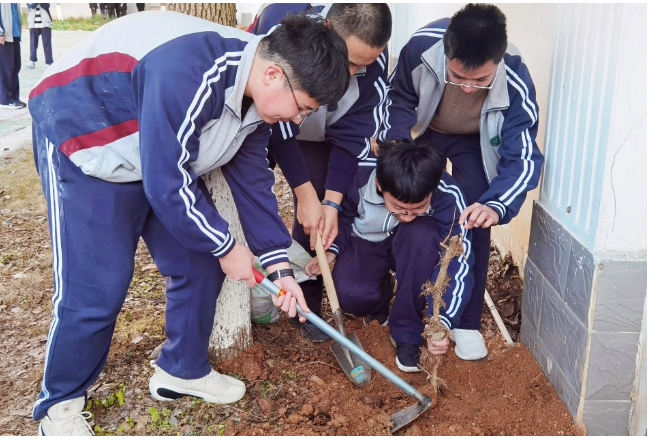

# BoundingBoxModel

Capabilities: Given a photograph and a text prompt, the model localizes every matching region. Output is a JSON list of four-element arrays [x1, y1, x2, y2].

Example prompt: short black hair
[[444, 3, 507, 70], [376, 139, 446, 204], [327, 3, 392, 48], [259, 13, 350, 107]]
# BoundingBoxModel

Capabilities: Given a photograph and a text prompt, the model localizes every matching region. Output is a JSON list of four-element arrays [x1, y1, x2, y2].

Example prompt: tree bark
[[165, 3, 236, 27], [166, 2, 251, 362]]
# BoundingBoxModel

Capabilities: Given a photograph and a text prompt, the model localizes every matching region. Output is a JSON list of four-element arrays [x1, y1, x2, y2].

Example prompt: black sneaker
[[288, 316, 331, 342], [0, 101, 24, 110], [390, 335, 421, 373], [15, 100, 26, 108]]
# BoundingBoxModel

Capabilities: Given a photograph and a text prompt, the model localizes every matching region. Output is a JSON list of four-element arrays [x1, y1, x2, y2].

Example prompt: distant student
[[305, 140, 475, 372], [0, 3, 25, 109], [24, 3, 54, 70]]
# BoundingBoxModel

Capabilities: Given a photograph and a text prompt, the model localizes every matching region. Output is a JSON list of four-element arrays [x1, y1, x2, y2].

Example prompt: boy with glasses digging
[[380, 3, 544, 361], [304, 139, 475, 373]]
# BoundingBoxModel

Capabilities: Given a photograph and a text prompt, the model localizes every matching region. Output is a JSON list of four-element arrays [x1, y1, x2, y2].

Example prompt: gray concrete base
[[522, 202, 646, 435]]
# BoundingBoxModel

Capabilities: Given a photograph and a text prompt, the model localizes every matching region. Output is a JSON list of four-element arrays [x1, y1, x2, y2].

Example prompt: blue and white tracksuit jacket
[[252, 3, 389, 194], [28, 11, 292, 267], [328, 167, 475, 329], [380, 18, 544, 224]]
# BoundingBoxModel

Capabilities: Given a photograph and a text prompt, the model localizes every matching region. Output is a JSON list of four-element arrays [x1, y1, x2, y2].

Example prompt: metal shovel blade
[[390, 394, 434, 433], [330, 332, 372, 388]]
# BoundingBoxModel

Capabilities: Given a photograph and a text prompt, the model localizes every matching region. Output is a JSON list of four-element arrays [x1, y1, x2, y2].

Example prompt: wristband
[[266, 268, 295, 282], [321, 199, 342, 212]]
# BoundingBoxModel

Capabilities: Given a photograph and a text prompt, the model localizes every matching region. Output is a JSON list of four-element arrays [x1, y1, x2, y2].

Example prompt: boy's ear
[[262, 64, 283, 87]]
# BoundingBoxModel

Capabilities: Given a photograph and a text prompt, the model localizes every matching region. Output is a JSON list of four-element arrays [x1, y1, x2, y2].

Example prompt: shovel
[[253, 267, 433, 433], [314, 233, 371, 388]]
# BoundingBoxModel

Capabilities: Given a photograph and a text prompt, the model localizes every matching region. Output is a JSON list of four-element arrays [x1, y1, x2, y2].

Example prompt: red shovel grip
[[252, 267, 266, 284]]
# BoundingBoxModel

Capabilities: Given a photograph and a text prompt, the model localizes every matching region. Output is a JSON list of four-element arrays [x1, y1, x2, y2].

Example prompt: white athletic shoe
[[149, 366, 246, 404], [24, 61, 35, 69], [38, 396, 93, 436], [453, 329, 488, 360]]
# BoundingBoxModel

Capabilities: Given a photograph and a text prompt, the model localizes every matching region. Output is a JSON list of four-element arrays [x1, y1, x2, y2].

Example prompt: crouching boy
[[305, 140, 474, 372]]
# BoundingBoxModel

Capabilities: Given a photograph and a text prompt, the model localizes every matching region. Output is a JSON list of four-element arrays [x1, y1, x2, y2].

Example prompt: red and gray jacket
[[380, 18, 544, 224], [252, 3, 389, 194], [28, 11, 292, 267]]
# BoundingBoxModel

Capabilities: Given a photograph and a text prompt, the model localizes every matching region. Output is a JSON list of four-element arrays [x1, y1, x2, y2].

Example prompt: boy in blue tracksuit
[[252, 3, 393, 341], [304, 139, 474, 372], [380, 4, 544, 360], [29, 11, 350, 436]]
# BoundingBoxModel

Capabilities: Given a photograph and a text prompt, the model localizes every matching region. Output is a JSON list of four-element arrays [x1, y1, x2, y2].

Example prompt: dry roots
[[419, 234, 464, 393]]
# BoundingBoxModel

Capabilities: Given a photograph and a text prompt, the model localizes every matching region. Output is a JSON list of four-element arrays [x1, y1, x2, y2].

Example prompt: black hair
[[443, 3, 507, 70], [258, 13, 350, 107], [327, 3, 392, 48], [376, 139, 446, 204]]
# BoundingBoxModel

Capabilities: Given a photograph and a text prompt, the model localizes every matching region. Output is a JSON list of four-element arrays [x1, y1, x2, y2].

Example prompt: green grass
[[51, 15, 114, 31]]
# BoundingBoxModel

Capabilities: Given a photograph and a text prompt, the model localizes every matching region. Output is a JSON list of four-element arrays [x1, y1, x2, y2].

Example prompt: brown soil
[[0, 150, 583, 435]]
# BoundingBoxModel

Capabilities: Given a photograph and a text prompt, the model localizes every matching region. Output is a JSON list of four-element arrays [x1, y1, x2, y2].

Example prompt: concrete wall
[[522, 4, 647, 435], [389, 3, 555, 270]]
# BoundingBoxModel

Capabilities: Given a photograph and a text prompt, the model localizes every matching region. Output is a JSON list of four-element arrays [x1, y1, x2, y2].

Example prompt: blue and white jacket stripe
[[380, 18, 544, 224]]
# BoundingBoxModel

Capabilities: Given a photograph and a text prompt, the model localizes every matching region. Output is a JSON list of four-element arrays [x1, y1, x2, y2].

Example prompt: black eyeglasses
[[279, 65, 318, 121], [389, 207, 433, 218]]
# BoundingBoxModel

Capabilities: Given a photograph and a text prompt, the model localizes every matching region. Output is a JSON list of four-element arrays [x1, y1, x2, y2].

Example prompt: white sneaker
[[149, 366, 246, 404], [24, 61, 35, 69], [453, 329, 488, 360], [38, 396, 93, 436]]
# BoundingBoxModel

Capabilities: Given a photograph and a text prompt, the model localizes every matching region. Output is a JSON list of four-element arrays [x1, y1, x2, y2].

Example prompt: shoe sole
[[395, 356, 421, 373], [149, 378, 245, 404]]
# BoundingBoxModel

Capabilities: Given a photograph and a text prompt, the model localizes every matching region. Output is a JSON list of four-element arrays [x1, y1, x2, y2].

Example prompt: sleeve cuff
[[258, 248, 289, 268], [327, 243, 341, 256], [485, 200, 506, 220], [212, 233, 236, 258]]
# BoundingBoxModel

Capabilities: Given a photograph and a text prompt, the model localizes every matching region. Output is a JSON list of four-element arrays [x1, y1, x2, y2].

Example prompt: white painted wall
[[594, 4, 647, 257]]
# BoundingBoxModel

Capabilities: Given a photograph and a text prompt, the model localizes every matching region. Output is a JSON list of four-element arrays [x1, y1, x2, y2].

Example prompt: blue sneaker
[[390, 335, 421, 373]]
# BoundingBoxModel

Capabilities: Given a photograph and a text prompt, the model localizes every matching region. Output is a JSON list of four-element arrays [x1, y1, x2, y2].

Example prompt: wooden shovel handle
[[315, 232, 341, 314]]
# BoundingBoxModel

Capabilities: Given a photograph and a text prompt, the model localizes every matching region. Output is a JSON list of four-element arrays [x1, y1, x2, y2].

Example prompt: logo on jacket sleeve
[[490, 135, 501, 146]]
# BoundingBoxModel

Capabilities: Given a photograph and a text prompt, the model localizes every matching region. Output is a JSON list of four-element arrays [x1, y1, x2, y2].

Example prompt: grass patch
[[51, 15, 114, 31]]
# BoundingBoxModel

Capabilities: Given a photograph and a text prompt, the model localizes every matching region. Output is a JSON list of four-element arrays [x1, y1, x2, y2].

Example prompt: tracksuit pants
[[0, 37, 21, 105], [419, 129, 490, 330], [332, 218, 441, 345], [29, 28, 53, 65], [32, 127, 225, 420]]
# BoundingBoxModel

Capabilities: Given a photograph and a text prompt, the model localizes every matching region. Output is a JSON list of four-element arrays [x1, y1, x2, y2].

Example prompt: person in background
[[136, 3, 145, 12], [251, 3, 392, 342], [99, 3, 108, 18], [381, 3, 544, 361], [0, 3, 25, 109], [116, 3, 127, 18], [24, 3, 54, 70], [89, 3, 98, 16]]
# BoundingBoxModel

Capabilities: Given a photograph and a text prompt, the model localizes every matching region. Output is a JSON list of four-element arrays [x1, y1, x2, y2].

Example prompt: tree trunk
[[167, 3, 250, 362], [165, 3, 237, 27]]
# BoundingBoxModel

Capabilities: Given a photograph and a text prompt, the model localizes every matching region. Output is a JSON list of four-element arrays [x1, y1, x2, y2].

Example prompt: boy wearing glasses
[[29, 12, 349, 436], [380, 3, 544, 361], [252, 3, 392, 342], [304, 140, 474, 372]]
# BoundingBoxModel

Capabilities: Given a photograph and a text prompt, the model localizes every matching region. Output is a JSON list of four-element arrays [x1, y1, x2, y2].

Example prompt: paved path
[[0, 30, 92, 161]]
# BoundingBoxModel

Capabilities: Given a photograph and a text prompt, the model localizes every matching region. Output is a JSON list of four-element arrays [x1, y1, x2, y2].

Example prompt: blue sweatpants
[[332, 217, 441, 346], [419, 129, 490, 330], [31, 128, 225, 420]]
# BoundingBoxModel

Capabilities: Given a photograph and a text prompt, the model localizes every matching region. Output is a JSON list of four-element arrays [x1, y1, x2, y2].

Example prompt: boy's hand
[[321, 206, 339, 249], [219, 243, 255, 288], [0, 36, 5, 45], [294, 182, 324, 251], [304, 252, 337, 277], [271, 275, 311, 323], [459, 203, 499, 229], [427, 336, 450, 355]]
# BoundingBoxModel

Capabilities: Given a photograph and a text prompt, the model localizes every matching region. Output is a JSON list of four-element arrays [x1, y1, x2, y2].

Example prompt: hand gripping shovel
[[252, 267, 433, 433], [314, 233, 371, 388]]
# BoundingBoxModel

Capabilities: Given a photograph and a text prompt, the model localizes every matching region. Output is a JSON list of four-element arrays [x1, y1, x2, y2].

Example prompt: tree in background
[[166, 3, 252, 362]]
